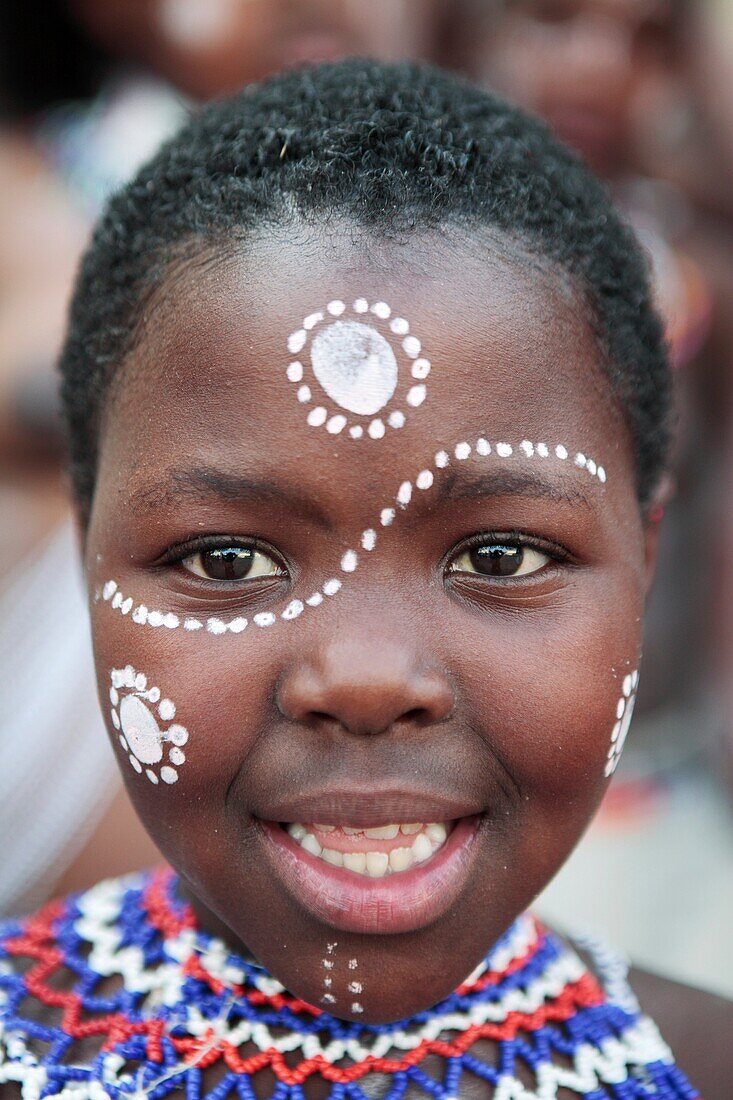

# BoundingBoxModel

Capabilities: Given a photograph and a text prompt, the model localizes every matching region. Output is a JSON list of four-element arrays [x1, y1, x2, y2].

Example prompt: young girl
[[1, 60, 729, 1098]]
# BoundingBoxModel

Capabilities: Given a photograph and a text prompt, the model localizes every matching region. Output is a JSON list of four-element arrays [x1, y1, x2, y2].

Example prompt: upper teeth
[[285, 821, 448, 877]]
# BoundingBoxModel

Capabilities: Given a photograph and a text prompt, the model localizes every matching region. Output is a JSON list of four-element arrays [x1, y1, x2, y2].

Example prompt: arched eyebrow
[[434, 467, 595, 509], [128, 466, 332, 528]]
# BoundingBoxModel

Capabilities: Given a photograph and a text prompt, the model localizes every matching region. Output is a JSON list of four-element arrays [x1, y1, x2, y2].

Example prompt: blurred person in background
[[0, 0, 438, 916], [439, 0, 733, 996]]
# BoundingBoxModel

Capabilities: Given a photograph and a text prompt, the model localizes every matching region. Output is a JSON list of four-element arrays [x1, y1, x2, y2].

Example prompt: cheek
[[452, 581, 642, 803], [91, 606, 277, 813]]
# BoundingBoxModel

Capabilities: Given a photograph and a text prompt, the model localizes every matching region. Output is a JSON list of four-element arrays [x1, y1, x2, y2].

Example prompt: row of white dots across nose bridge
[[99, 436, 607, 635]]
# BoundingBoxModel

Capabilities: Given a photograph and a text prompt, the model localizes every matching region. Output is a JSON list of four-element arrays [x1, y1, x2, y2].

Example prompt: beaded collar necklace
[[0, 869, 698, 1099]]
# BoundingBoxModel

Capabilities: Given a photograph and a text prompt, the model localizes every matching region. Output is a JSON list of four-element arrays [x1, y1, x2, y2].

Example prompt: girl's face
[[454, 0, 681, 178], [85, 226, 651, 1023]]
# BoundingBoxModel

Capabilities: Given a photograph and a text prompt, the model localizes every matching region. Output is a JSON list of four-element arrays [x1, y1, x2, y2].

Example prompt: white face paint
[[310, 321, 398, 415], [109, 666, 188, 785], [286, 298, 432, 439], [605, 670, 639, 777], [321, 941, 338, 1008], [100, 431, 608, 637]]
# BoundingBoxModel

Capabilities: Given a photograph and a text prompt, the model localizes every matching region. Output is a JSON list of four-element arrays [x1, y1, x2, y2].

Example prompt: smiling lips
[[286, 821, 450, 877], [261, 813, 479, 934]]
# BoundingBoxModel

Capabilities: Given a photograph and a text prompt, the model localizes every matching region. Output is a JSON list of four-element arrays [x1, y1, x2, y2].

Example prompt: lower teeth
[[286, 822, 448, 877]]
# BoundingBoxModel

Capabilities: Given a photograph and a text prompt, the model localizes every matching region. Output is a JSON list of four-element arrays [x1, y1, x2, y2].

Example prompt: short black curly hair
[[59, 59, 670, 518]]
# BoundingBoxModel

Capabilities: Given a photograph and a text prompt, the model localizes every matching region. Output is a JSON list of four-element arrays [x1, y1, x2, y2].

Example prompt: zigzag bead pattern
[[98, 436, 607, 636], [0, 870, 698, 1100]]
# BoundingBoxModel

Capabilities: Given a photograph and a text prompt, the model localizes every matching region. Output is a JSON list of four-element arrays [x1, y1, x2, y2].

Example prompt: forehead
[[101, 226, 629, 509]]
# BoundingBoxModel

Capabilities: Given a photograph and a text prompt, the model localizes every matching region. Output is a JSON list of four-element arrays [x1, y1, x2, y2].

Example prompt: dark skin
[[73, 224, 730, 1091]]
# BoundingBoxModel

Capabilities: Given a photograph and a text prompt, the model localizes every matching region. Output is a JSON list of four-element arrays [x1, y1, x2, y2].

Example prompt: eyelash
[[444, 530, 572, 578], [158, 536, 287, 581], [159, 531, 570, 583]]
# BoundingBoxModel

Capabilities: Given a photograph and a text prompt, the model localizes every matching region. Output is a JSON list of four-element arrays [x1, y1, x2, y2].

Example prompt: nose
[[277, 635, 454, 736]]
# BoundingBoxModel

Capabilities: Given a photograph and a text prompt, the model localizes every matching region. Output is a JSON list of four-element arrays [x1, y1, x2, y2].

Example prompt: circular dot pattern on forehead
[[605, 670, 639, 778], [100, 435, 607, 636], [109, 666, 188, 784], [286, 299, 429, 439]]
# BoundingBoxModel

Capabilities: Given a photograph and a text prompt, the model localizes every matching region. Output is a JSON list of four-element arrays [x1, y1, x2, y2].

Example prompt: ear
[[642, 472, 674, 596]]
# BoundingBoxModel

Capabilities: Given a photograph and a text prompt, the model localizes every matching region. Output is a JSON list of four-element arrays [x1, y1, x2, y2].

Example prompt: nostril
[[399, 707, 433, 727]]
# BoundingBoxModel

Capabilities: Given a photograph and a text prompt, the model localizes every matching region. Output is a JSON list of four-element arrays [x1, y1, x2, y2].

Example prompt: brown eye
[[449, 542, 550, 578], [181, 546, 281, 582]]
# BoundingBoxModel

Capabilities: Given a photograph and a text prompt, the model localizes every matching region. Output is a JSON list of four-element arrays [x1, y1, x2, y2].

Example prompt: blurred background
[[1, 0, 731, 997]]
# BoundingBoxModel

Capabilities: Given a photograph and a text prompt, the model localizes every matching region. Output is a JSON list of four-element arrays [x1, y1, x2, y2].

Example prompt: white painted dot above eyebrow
[[598, 466, 607, 483], [307, 407, 328, 427], [587, 458, 597, 476], [575, 453, 587, 468], [323, 578, 342, 596], [307, 593, 324, 607], [303, 311, 323, 330], [282, 600, 304, 621], [163, 613, 179, 630], [353, 298, 369, 313], [536, 443, 549, 458], [556, 444, 568, 460], [111, 591, 122, 609], [254, 612, 277, 627], [132, 605, 147, 625], [349, 425, 364, 439], [380, 507, 395, 526], [327, 300, 346, 316], [361, 529, 377, 551], [207, 618, 227, 635], [435, 450, 449, 468], [147, 611, 164, 627], [372, 301, 391, 319], [183, 617, 202, 631], [496, 443, 513, 458], [102, 580, 117, 601], [455, 442, 471, 460], [297, 384, 311, 403], [411, 358, 431, 380], [368, 419, 386, 439], [288, 329, 307, 354], [341, 550, 358, 573], [520, 440, 534, 457], [326, 414, 347, 435], [287, 361, 304, 382], [476, 438, 491, 456], [229, 617, 247, 633], [121, 598, 133, 615], [406, 384, 427, 407], [388, 410, 405, 429], [397, 481, 412, 506], [416, 469, 434, 490], [403, 336, 421, 358], [390, 317, 409, 335]]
